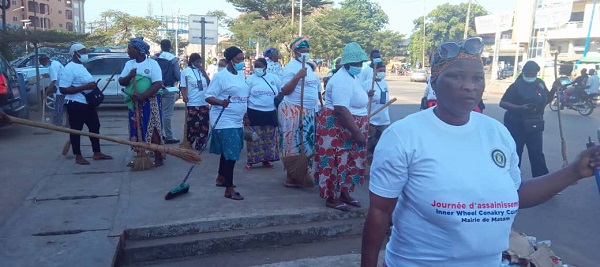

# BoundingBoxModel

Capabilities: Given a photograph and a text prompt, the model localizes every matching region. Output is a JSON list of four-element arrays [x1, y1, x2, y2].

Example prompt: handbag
[[522, 115, 544, 133], [243, 126, 259, 142], [84, 87, 104, 108], [260, 76, 283, 107]]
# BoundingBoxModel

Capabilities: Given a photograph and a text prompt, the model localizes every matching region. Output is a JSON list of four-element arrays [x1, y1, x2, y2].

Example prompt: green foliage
[[226, 0, 332, 20], [0, 29, 87, 60], [206, 10, 232, 29], [86, 10, 161, 47], [407, 3, 487, 66]]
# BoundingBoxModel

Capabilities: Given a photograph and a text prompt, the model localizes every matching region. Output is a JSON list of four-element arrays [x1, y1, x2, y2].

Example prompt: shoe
[[245, 164, 252, 170], [164, 138, 180, 144]]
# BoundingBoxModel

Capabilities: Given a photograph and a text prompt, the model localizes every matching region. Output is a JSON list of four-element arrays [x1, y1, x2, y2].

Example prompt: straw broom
[[281, 56, 313, 188], [61, 69, 119, 156], [179, 76, 193, 150], [131, 77, 155, 171], [364, 65, 377, 174], [8, 116, 201, 164]]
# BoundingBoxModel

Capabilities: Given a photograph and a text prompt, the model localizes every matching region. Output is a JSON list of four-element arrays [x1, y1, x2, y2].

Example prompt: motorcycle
[[549, 84, 598, 116]]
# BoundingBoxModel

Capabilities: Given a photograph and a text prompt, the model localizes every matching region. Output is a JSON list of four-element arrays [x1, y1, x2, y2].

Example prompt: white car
[[83, 53, 130, 105]]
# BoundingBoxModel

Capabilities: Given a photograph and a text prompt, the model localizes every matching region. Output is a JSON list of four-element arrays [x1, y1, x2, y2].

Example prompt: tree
[[0, 28, 86, 60], [226, 0, 332, 20], [87, 10, 161, 46], [407, 3, 487, 66], [206, 10, 232, 29]]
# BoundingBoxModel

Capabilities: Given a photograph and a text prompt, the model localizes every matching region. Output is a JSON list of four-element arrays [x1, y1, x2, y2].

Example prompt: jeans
[[66, 101, 101, 156], [161, 91, 177, 140], [52, 94, 66, 126]]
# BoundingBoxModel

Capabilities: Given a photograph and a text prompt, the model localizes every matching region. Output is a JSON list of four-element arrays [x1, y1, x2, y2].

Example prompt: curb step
[[116, 210, 366, 266]]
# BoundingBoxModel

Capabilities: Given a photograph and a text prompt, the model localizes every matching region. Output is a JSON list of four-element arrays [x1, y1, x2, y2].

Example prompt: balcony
[[547, 21, 600, 40]]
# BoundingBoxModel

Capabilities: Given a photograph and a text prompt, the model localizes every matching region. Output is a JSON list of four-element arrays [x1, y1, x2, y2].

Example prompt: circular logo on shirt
[[491, 149, 506, 168], [144, 69, 150, 74]]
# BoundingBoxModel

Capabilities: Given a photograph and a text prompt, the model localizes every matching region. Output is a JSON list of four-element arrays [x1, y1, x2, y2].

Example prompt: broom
[[131, 76, 154, 171], [61, 69, 119, 156], [8, 116, 201, 163], [281, 56, 313, 188], [369, 98, 397, 119], [165, 95, 231, 200], [179, 76, 193, 150], [364, 65, 377, 173]]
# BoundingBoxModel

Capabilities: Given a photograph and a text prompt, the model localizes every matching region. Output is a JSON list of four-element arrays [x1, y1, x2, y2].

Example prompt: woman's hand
[[368, 89, 375, 98], [352, 130, 367, 146], [221, 98, 230, 108], [82, 82, 97, 91], [243, 115, 250, 127], [128, 68, 137, 78], [567, 145, 600, 180], [182, 95, 189, 103], [520, 103, 536, 112], [132, 93, 146, 102], [295, 67, 307, 80]]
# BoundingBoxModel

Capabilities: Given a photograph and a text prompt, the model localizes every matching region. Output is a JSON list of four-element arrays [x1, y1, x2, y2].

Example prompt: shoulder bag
[[261, 76, 283, 107], [84, 86, 104, 108]]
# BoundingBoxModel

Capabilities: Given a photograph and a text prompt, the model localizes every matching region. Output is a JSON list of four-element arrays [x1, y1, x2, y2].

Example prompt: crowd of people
[[4, 35, 599, 267]]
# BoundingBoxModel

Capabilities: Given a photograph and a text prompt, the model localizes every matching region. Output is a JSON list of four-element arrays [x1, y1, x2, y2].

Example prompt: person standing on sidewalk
[[153, 39, 181, 144], [59, 43, 113, 165], [180, 53, 211, 151], [205, 46, 250, 201], [40, 55, 65, 126], [363, 62, 390, 176], [358, 50, 381, 84]]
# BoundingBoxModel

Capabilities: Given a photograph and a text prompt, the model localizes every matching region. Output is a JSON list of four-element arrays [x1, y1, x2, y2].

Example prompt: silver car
[[410, 69, 430, 82], [84, 53, 130, 105]]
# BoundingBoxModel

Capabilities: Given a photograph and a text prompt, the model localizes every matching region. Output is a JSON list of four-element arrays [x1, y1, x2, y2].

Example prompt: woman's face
[[432, 59, 485, 116], [294, 47, 309, 59], [230, 53, 245, 64], [376, 66, 386, 73], [523, 70, 538, 78], [127, 45, 140, 59], [192, 59, 202, 68]]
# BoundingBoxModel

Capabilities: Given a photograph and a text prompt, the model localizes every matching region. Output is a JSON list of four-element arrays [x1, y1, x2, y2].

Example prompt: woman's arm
[[119, 68, 136, 86], [361, 193, 397, 267], [281, 68, 307, 95], [334, 105, 364, 144], [59, 82, 95, 95]]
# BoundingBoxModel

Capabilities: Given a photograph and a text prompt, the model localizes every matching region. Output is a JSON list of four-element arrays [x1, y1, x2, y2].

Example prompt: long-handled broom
[[364, 65, 377, 175], [131, 76, 155, 171], [179, 76, 193, 150], [281, 56, 313, 188], [8, 116, 201, 163], [61, 69, 119, 156], [165, 95, 231, 200]]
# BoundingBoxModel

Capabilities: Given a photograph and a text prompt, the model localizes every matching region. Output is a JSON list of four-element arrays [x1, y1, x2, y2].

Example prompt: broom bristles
[[282, 153, 313, 187], [179, 139, 193, 150], [132, 151, 154, 171], [61, 140, 71, 156]]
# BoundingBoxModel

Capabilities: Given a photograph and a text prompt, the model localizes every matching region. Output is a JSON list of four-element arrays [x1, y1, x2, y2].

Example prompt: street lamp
[[12, 6, 24, 12]]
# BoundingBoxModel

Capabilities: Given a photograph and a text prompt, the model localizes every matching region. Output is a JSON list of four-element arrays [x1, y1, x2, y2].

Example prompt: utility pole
[[299, 0, 303, 36], [422, 0, 426, 68], [583, 0, 597, 57], [33, 0, 37, 31], [1, 0, 11, 31], [463, 0, 472, 39], [291, 0, 294, 28]]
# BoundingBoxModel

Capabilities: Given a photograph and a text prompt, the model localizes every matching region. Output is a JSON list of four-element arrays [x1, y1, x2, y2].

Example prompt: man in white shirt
[[586, 69, 599, 95], [206, 57, 219, 79], [152, 39, 181, 144], [40, 55, 65, 126], [358, 50, 382, 84]]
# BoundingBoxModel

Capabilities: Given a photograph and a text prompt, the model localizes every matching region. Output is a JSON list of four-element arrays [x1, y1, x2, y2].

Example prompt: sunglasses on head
[[431, 37, 484, 65]]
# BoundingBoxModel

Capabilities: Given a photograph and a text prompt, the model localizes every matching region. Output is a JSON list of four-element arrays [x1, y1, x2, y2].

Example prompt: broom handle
[[101, 68, 119, 93], [367, 65, 376, 122], [182, 76, 189, 141], [369, 97, 397, 119], [299, 56, 306, 155], [133, 77, 144, 144], [553, 52, 568, 167], [8, 116, 171, 151]]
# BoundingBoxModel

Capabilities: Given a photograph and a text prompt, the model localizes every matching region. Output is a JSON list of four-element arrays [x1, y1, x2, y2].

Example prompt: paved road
[[1, 76, 598, 266]]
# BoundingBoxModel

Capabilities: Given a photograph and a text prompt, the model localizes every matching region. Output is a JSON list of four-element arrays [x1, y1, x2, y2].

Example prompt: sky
[[85, 0, 517, 35]]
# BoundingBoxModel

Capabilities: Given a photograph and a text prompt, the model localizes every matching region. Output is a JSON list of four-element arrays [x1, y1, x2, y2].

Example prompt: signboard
[[474, 13, 514, 34], [534, 0, 573, 29], [188, 15, 218, 45], [512, 0, 535, 43]]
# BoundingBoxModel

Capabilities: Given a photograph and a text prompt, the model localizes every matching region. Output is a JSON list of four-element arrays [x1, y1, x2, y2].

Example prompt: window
[[58, 10, 62, 14], [65, 10, 72, 20], [65, 0, 72, 8], [85, 58, 129, 75], [59, 23, 63, 28], [570, 12, 584, 22], [12, 1, 17, 5], [12, 17, 18, 22], [66, 22, 73, 31], [39, 3, 48, 14], [27, 1, 38, 13]]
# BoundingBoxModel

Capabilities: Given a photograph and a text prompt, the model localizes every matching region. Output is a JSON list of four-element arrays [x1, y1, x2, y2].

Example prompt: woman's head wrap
[[263, 47, 278, 58], [129, 37, 150, 55], [430, 51, 482, 81], [290, 36, 309, 51], [522, 61, 540, 73], [188, 53, 201, 67], [224, 46, 243, 62]]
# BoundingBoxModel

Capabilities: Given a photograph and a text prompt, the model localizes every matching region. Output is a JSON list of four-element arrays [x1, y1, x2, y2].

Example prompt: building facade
[[4, 0, 85, 32]]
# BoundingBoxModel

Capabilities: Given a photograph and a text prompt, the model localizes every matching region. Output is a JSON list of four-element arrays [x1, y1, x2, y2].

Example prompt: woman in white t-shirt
[[205, 46, 250, 201], [362, 62, 390, 168], [118, 37, 165, 167], [244, 58, 281, 170], [59, 43, 112, 165], [278, 36, 323, 187], [180, 53, 210, 151], [361, 37, 600, 267], [315, 42, 369, 212]]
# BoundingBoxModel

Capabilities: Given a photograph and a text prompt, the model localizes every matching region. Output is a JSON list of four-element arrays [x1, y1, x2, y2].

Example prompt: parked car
[[410, 69, 429, 82], [83, 53, 130, 105], [0, 55, 29, 124], [498, 66, 515, 80]]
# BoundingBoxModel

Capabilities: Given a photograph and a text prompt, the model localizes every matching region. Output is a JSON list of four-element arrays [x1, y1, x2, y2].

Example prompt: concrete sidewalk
[[0, 109, 371, 266]]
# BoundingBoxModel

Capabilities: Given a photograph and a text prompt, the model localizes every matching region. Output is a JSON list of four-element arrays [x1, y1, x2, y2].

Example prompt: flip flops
[[224, 192, 244, 200], [326, 202, 350, 212]]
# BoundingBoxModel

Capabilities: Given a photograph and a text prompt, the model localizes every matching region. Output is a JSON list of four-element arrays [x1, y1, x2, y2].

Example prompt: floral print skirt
[[187, 105, 210, 151], [277, 101, 316, 157], [128, 95, 162, 150]]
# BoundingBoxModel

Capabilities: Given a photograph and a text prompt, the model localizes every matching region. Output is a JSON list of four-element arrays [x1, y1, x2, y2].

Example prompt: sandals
[[245, 164, 252, 170], [326, 202, 350, 212], [224, 192, 244, 200], [76, 159, 90, 165], [216, 183, 237, 188], [93, 154, 113, 160], [262, 161, 274, 168], [343, 199, 362, 207]]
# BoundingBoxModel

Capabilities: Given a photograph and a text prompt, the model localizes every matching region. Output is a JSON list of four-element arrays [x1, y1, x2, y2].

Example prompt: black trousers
[[218, 154, 237, 187], [66, 101, 101, 155], [506, 120, 549, 177]]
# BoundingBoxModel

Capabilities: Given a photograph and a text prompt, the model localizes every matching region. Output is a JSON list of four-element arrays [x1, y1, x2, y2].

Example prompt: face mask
[[373, 58, 382, 64], [376, 72, 386, 80], [299, 53, 310, 62], [348, 66, 362, 76], [212, 61, 217, 65], [234, 62, 245, 71], [218, 67, 225, 72], [77, 53, 90, 63], [523, 76, 537, 83], [254, 68, 265, 76]]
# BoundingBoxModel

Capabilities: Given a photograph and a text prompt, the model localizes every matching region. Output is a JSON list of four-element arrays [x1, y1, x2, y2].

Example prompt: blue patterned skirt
[[209, 128, 244, 161]]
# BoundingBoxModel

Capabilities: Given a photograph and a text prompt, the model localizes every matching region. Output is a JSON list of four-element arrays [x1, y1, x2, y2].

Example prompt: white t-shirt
[[325, 67, 369, 116], [424, 77, 436, 100], [119, 58, 163, 83], [59, 62, 94, 104], [358, 65, 374, 85], [246, 73, 281, 112], [48, 60, 64, 95], [180, 67, 208, 107], [207, 64, 219, 79], [363, 79, 390, 125], [267, 59, 283, 79], [369, 108, 521, 267], [204, 69, 250, 129], [281, 59, 321, 109]]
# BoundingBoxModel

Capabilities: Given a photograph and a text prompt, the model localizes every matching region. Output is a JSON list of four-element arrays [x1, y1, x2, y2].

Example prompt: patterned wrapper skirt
[[209, 128, 244, 161], [129, 95, 162, 150], [277, 101, 316, 158], [247, 108, 280, 164], [314, 107, 367, 199], [187, 105, 210, 151]]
